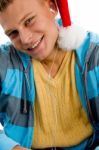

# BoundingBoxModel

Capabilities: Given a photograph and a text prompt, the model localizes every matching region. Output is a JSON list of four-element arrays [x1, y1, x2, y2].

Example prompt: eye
[[8, 30, 19, 40], [25, 17, 34, 26]]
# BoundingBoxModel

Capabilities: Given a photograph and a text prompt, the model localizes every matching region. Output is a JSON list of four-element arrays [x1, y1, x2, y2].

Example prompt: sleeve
[[0, 44, 20, 150], [75, 32, 99, 123], [0, 130, 19, 150], [86, 43, 99, 123]]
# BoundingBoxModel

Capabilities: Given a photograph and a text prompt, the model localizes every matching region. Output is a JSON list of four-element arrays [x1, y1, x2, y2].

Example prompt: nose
[[20, 28, 33, 45]]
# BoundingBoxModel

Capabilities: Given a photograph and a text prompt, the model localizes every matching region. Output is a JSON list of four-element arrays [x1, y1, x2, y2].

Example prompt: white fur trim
[[57, 24, 87, 50]]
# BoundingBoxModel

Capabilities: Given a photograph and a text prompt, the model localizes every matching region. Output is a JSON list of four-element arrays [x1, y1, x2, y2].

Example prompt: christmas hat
[[56, 0, 87, 50]]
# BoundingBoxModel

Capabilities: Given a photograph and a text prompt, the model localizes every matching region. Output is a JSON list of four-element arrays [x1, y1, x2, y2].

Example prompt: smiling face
[[0, 0, 59, 60]]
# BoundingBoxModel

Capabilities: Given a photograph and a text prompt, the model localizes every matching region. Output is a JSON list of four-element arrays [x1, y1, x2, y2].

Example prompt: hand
[[13, 145, 31, 150]]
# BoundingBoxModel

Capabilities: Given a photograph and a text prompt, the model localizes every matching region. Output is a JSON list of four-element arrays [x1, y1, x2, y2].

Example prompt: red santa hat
[[56, 0, 87, 50]]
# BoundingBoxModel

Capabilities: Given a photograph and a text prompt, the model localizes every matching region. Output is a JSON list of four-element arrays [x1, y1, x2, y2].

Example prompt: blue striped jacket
[[0, 32, 99, 150]]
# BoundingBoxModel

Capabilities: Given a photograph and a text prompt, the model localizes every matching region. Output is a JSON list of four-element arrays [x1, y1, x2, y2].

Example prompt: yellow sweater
[[32, 51, 93, 148]]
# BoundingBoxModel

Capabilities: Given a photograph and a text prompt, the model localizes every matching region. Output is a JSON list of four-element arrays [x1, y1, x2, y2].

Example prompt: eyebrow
[[5, 12, 34, 35]]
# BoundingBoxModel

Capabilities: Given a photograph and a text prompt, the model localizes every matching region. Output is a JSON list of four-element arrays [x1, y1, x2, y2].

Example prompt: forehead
[[0, 0, 46, 29], [0, 0, 43, 15]]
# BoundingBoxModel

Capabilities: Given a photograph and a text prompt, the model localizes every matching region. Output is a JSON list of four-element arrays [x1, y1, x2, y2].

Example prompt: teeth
[[32, 37, 42, 49]]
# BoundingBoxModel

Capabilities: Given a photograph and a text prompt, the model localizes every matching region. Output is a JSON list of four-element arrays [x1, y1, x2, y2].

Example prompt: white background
[[0, 0, 99, 129]]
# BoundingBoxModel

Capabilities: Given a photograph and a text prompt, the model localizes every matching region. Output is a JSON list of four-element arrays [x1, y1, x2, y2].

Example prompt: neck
[[41, 47, 66, 78]]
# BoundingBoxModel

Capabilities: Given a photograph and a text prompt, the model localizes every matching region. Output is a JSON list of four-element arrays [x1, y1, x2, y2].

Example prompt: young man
[[0, 0, 99, 150]]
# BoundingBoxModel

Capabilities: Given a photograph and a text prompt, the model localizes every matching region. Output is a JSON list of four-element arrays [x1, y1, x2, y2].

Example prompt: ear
[[49, 0, 58, 16]]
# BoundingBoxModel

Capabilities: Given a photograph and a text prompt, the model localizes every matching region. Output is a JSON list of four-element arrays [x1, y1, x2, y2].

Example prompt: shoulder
[[0, 42, 13, 53], [0, 43, 17, 79], [0, 42, 16, 65], [75, 31, 99, 69], [88, 31, 99, 44]]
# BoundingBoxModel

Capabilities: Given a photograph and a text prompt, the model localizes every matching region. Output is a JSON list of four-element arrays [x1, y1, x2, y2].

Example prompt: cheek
[[32, 14, 53, 33], [12, 40, 22, 50], [47, 20, 59, 40]]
